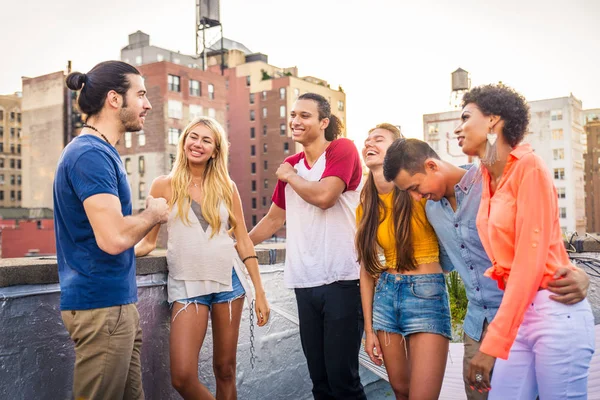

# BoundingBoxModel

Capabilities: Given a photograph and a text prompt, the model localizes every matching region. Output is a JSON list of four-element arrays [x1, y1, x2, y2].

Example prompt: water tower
[[196, 0, 224, 73], [449, 68, 470, 109]]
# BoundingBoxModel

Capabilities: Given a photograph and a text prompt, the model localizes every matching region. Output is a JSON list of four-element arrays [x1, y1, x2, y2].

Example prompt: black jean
[[295, 280, 366, 400]]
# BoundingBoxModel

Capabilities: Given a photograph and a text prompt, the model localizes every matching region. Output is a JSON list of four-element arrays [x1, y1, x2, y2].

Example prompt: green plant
[[446, 271, 468, 338], [261, 69, 272, 81]]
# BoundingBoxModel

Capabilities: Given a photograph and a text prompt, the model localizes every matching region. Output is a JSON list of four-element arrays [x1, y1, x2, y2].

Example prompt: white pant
[[489, 290, 595, 400]]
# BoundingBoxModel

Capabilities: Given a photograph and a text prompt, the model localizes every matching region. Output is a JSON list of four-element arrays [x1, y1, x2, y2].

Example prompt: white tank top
[[166, 199, 235, 286]]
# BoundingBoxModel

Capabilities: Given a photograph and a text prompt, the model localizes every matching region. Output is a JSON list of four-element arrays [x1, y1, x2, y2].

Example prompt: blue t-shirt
[[53, 135, 137, 310]]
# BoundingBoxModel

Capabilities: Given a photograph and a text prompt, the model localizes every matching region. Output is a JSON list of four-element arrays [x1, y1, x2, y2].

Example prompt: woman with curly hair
[[356, 123, 452, 400], [456, 84, 594, 399], [135, 117, 270, 399]]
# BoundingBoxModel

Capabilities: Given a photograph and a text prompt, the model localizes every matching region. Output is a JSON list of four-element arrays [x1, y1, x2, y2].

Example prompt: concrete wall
[[0, 249, 382, 399]]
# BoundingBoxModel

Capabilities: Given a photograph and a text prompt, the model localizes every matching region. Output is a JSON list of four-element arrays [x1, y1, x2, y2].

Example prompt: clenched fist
[[146, 195, 169, 224]]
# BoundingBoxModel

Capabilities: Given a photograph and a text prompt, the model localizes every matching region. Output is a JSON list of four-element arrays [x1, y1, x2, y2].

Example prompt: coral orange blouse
[[476, 144, 574, 360]]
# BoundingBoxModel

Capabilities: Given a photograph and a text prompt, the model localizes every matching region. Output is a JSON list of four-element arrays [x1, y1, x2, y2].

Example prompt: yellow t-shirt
[[356, 191, 439, 268]]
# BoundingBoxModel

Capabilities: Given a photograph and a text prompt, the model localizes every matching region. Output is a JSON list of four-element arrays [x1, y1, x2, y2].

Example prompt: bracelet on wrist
[[242, 255, 259, 264]]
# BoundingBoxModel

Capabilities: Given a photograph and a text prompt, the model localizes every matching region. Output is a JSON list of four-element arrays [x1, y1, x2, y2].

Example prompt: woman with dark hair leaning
[[135, 117, 270, 400], [356, 123, 452, 400], [457, 84, 594, 399]]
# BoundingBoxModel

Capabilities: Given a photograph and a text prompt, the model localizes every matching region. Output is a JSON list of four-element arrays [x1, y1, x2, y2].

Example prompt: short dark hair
[[66, 60, 140, 118], [383, 138, 440, 182], [297, 92, 344, 141], [461, 84, 530, 147]]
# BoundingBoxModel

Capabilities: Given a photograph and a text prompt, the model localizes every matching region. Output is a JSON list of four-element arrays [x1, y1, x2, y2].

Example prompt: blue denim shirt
[[426, 164, 504, 341]]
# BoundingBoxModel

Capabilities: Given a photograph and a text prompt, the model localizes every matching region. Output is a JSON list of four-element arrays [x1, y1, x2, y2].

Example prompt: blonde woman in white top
[[135, 117, 270, 400]]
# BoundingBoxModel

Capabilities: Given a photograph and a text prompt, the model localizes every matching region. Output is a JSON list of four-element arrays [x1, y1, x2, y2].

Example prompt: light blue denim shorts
[[372, 272, 452, 340], [176, 268, 245, 310]]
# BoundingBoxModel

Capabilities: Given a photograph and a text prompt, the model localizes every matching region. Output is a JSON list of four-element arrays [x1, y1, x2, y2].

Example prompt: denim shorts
[[372, 272, 452, 340], [176, 268, 245, 310]]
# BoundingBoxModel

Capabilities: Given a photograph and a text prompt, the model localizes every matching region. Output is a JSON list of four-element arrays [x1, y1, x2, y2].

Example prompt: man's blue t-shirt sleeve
[[70, 150, 119, 203]]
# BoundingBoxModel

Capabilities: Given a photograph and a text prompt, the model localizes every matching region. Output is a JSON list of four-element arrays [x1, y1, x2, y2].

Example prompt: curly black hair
[[461, 84, 530, 147]]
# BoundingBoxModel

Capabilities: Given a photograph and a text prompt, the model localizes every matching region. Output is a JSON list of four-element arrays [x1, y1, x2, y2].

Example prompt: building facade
[[0, 94, 23, 207], [121, 32, 346, 234], [423, 110, 471, 166], [584, 108, 600, 233]]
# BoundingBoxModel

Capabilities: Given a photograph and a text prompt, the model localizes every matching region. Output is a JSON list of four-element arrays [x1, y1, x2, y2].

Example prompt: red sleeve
[[271, 152, 305, 210], [321, 138, 362, 192]]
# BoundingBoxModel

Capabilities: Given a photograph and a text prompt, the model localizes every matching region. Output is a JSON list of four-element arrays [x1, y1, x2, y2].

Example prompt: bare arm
[[277, 162, 346, 210], [361, 266, 383, 365], [547, 265, 590, 304], [84, 192, 168, 256], [248, 203, 286, 245], [231, 183, 270, 326], [135, 176, 171, 257]]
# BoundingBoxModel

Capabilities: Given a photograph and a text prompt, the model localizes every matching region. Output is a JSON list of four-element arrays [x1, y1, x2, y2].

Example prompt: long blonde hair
[[169, 116, 236, 237]]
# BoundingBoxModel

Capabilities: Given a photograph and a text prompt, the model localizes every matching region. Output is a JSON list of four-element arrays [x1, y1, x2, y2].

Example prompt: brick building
[[585, 109, 600, 233], [0, 93, 23, 207]]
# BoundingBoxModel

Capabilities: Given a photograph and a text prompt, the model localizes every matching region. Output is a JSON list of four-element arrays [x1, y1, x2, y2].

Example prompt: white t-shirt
[[272, 138, 363, 288]]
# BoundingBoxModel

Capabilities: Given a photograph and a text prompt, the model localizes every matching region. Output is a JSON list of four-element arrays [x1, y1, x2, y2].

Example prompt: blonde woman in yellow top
[[356, 124, 451, 400]]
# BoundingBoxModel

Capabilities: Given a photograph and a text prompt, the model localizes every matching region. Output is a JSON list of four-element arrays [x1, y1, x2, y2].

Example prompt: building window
[[139, 182, 146, 200], [553, 168, 565, 180], [17, 191, 21, 201], [10, 128, 14, 138], [264, 160, 268, 170], [0, 159, 4, 168], [252, 215, 257, 226], [284, 142, 290, 154], [208, 84, 215, 100], [557, 187, 566, 199], [0, 110, 3, 120], [139, 156, 145, 176], [10, 144, 14, 154], [294, 88, 299, 98], [262, 91, 267, 101], [16, 144, 20, 154], [551, 129, 563, 140], [252, 197, 257, 209], [250, 93, 255, 104], [246, 76, 251, 86], [189, 104, 203, 120], [251, 162, 256, 174], [0, 191, 3, 201], [0, 127, 3, 137], [262, 196, 267, 207], [168, 75, 181, 92], [16, 160, 20, 169], [263, 125, 267, 136], [0, 143, 3, 152], [250, 127, 255, 138], [17, 113, 21, 123], [189, 80, 201, 96], [10, 175, 15, 185], [135, 55, 142, 65], [559, 207, 567, 219], [263, 143, 268, 153], [251, 145, 256, 156], [125, 158, 132, 174], [173, 58, 180, 65], [279, 87, 285, 100], [264, 179, 268, 189], [16, 175, 21, 185], [10, 159, 14, 168], [338, 100, 345, 111], [262, 107, 267, 118], [280, 124, 287, 136], [251, 180, 256, 191], [280, 105, 286, 118], [553, 148, 564, 160], [0, 174, 3, 184], [551, 110, 563, 121], [168, 128, 181, 145], [168, 100, 183, 119], [9, 112, 14, 122], [10, 190, 15, 201], [137, 131, 146, 146], [208, 108, 216, 118], [157, 54, 164, 62], [125, 132, 132, 148], [250, 110, 255, 121]]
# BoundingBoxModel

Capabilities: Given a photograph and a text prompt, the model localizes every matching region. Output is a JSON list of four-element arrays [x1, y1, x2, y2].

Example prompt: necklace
[[191, 181, 201, 188], [83, 123, 111, 145]]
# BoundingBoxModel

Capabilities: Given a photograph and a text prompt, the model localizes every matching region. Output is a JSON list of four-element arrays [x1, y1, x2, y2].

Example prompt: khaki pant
[[61, 304, 144, 400], [463, 320, 490, 400]]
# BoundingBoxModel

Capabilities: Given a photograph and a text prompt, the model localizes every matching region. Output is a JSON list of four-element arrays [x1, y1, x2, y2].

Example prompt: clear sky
[[2, 0, 599, 143]]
